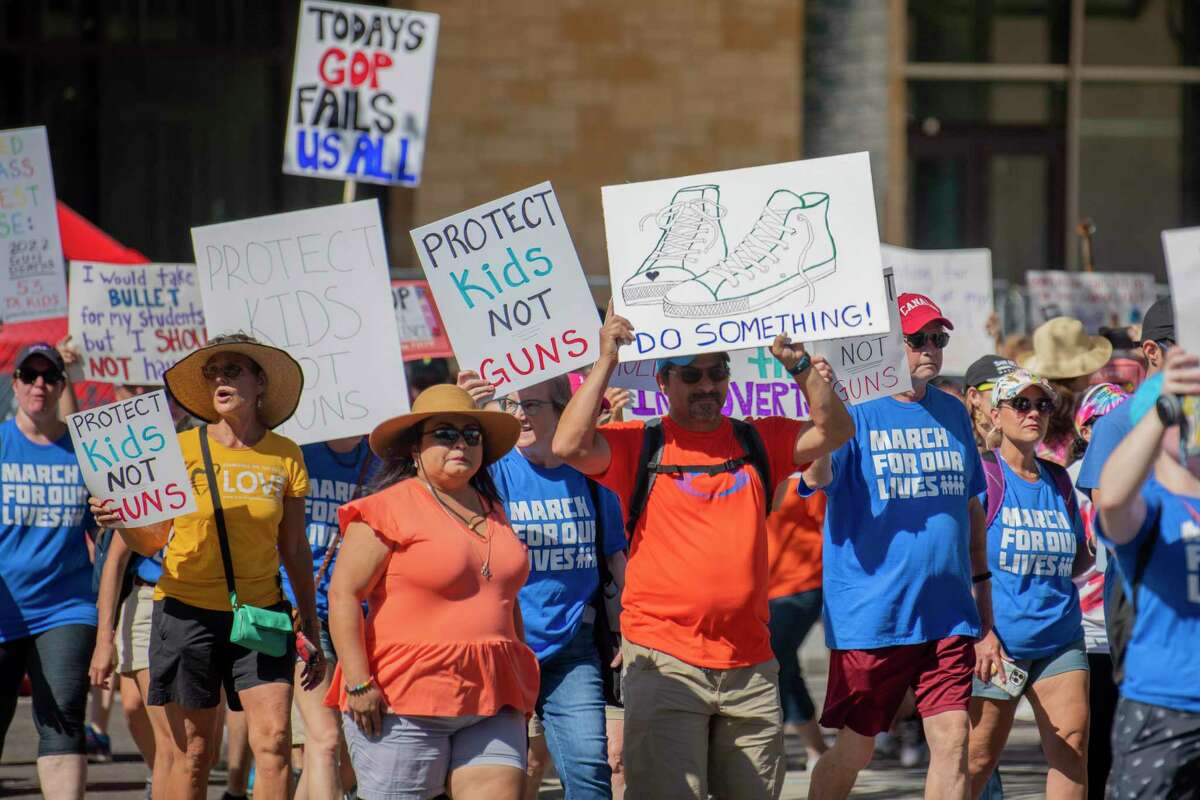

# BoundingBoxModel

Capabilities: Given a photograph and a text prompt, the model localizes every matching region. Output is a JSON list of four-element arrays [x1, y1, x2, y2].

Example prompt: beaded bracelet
[[346, 677, 375, 696]]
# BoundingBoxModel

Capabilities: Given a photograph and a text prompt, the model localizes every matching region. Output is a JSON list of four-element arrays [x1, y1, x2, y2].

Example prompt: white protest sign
[[0, 126, 67, 322], [284, 0, 439, 186], [882, 245, 993, 375], [1026, 270, 1157, 331], [192, 200, 408, 445], [67, 390, 195, 527], [1162, 227, 1200, 354], [602, 152, 888, 361], [809, 267, 911, 404], [412, 182, 599, 393], [68, 262, 206, 385]]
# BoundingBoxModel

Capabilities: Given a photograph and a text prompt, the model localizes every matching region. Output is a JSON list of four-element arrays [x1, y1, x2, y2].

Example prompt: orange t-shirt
[[594, 416, 806, 668], [766, 479, 825, 600], [324, 479, 539, 717]]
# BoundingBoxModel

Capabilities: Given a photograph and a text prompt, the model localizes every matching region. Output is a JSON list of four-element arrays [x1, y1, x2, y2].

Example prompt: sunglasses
[[1002, 396, 1055, 415], [202, 363, 247, 381], [16, 366, 64, 385], [904, 332, 951, 350], [670, 365, 731, 384], [500, 398, 559, 417], [424, 425, 483, 447]]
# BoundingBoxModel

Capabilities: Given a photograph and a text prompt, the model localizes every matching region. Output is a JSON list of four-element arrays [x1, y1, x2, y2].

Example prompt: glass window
[[910, 80, 1064, 126], [1084, 0, 1200, 67], [908, 0, 1069, 63]]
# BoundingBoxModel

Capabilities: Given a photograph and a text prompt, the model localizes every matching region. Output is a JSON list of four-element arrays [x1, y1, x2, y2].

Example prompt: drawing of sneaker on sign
[[662, 189, 837, 318], [620, 184, 728, 306]]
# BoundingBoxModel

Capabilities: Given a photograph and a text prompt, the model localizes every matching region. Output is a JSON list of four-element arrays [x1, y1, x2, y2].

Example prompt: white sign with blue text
[[1162, 227, 1200, 355]]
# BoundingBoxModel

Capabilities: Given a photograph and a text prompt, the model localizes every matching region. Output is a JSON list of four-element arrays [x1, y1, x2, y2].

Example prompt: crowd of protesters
[[0, 285, 1197, 800]]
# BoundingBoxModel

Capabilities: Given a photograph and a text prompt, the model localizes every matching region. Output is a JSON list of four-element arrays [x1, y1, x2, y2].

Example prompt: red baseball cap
[[898, 292, 955, 335]]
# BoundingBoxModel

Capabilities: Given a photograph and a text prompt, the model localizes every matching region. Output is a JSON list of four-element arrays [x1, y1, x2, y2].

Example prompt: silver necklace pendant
[[480, 562, 493, 580]]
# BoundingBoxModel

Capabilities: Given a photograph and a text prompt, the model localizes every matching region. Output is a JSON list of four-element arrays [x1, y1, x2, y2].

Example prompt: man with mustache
[[801, 294, 991, 800], [553, 305, 853, 800]]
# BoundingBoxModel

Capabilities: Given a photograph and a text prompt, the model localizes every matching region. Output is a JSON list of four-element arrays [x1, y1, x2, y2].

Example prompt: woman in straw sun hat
[[1020, 317, 1113, 466], [325, 383, 539, 800], [90, 332, 322, 800]]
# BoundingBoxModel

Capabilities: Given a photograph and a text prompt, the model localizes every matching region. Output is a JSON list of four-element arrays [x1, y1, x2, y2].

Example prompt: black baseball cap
[[964, 355, 1018, 390], [15, 342, 65, 373], [1139, 297, 1174, 345]]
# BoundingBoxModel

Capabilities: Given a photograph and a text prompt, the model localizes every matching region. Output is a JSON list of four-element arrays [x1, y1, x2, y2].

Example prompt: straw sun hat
[[164, 337, 304, 429], [1020, 317, 1113, 380], [368, 384, 520, 465]]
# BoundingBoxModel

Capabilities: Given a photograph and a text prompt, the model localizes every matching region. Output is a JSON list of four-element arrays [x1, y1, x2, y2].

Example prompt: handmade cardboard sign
[[68, 262, 206, 385], [0, 126, 67, 322], [1027, 270, 1157, 331], [1161, 227, 1200, 354], [883, 245, 993, 375], [68, 390, 196, 527], [412, 182, 598, 393], [284, 0, 439, 186], [601, 152, 888, 361], [391, 278, 452, 360], [192, 200, 409, 445]]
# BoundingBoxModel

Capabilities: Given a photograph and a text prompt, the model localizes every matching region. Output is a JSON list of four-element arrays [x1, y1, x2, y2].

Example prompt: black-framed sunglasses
[[671, 364, 731, 384], [15, 366, 64, 385], [424, 425, 484, 447], [201, 363, 247, 381], [500, 398, 560, 417], [904, 331, 951, 350], [1002, 396, 1055, 415]]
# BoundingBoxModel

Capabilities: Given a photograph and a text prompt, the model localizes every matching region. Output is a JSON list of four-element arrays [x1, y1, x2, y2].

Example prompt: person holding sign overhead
[[90, 333, 323, 800], [0, 343, 97, 800]]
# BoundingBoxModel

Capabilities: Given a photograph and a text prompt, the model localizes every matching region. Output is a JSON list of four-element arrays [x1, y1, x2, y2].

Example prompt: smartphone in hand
[[989, 658, 1029, 698]]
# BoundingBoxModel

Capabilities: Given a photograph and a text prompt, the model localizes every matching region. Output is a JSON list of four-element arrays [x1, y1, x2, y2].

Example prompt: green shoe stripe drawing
[[620, 184, 728, 306]]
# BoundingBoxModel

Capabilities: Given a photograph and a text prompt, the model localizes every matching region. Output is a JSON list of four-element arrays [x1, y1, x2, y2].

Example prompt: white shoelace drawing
[[637, 198, 726, 267], [707, 207, 816, 296]]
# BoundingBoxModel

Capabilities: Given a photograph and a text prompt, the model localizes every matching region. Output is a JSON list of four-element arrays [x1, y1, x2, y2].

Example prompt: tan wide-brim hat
[[368, 383, 521, 465], [164, 340, 304, 429], [1020, 316, 1113, 380]]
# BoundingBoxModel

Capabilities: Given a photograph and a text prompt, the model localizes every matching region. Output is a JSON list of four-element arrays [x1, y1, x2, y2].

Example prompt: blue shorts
[[972, 638, 1088, 701]]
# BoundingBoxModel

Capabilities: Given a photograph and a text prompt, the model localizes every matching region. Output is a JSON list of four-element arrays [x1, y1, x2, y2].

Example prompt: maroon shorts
[[819, 635, 976, 737]]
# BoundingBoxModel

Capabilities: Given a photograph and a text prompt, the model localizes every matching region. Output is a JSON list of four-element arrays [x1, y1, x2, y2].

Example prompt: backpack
[[980, 449, 1078, 530], [625, 417, 772, 537], [1104, 506, 1158, 685], [586, 478, 625, 707]]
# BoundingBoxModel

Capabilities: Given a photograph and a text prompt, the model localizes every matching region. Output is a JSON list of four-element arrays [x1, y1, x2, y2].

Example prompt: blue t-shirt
[[1097, 478, 1200, 712], [804, 387, 984, 649], [1076, 402, 1133, 497], [133, 552, 163, 584], [982, 459, 1085, 659], [281, 440, 377, 620], [0, 419, 96, 641], [489, 450, 627, 661]]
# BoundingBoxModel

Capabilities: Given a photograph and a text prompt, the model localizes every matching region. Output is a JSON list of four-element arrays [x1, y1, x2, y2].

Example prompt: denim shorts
[[972, 638, 1088, 700]]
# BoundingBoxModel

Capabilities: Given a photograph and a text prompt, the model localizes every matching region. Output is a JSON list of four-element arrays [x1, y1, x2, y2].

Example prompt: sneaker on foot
[[621, 184, 727, 306], [85, 724, 112, 763]]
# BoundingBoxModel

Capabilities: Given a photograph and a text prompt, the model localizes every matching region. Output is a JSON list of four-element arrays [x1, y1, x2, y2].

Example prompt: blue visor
[[654, 356, 700, 373]]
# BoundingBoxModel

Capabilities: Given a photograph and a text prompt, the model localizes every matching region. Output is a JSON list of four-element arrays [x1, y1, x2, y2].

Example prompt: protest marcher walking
[[326, 384, 538, 800], [91, 334, 324, 800], [1096, 347, 1200, 798], [552, 304, 854, 800], [459, 370, 627, 800], [0, 343, 97, 800], [964, 356, 1019, 450], [966, 369, 1092, 799], [801, 294, 990, 800]]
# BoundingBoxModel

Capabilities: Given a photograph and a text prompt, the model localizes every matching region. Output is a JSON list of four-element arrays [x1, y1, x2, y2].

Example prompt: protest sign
[[602, 152, 888, 361], [1161, 227, 1200, 354], [882, 245, 993, 375], [412, 182, 599, 393], [284, 0, 439, 186], [68, 262, 206, 385], [0, 126, 67, 322], [192, 200, 409, 445], [67, 390, 195, 527], [1026, 270, 1157, 332], [391, 278, 452, 360]]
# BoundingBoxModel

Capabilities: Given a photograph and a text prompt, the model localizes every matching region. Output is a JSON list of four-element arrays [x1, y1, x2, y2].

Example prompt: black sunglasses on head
[[1002, 396, 1055, 415], [904, 331, 950, 350], [424, 425, 483, 447], [671, 364, 731, 384], [16, 366, 64, 385]]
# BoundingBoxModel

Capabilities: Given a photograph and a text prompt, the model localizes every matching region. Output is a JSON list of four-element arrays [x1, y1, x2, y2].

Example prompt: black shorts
[[148, 597, 294, 712], [1108, 697, 1200, 799]]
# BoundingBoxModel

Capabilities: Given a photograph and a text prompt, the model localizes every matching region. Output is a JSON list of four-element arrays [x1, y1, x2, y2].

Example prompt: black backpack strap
[[625, 419, 664, 537], [586, 478, 611, 583], [731, 419, 772, 515], [1128, 521, 1159, 620], [197, 425, 238, 607]]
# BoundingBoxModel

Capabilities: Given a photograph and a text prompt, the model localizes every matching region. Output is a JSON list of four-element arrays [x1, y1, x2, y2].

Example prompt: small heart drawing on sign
[[646, 271, 660, 281]]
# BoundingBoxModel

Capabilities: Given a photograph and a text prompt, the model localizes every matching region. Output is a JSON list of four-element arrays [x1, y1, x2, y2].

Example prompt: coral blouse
[[325, 479, 539, 717]]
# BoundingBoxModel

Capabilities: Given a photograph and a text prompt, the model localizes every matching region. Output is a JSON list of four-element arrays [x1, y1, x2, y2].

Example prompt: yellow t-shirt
[[155, 428, 309, 611]]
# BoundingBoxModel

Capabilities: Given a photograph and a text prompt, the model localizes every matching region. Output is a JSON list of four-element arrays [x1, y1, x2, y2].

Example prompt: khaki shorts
[[116, 584, 155, 675]]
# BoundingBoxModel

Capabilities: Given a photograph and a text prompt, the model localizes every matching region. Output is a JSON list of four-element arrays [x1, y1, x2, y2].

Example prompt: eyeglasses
[[16, 366, 63, 385], [424, 426, 483, 447], [202, 363, 246, 381], [1001, 396, 1055, 415], [904, 332, 950, 350], [500, 398, 559, 417], [670, 365, 731, 384]]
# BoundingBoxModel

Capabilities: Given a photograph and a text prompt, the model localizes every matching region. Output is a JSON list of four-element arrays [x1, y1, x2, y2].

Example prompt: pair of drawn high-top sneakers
[[621, 185, 838, 318]]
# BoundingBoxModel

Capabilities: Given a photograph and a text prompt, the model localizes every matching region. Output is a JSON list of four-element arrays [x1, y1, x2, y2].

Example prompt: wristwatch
[[787, 353, 812, 377]]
